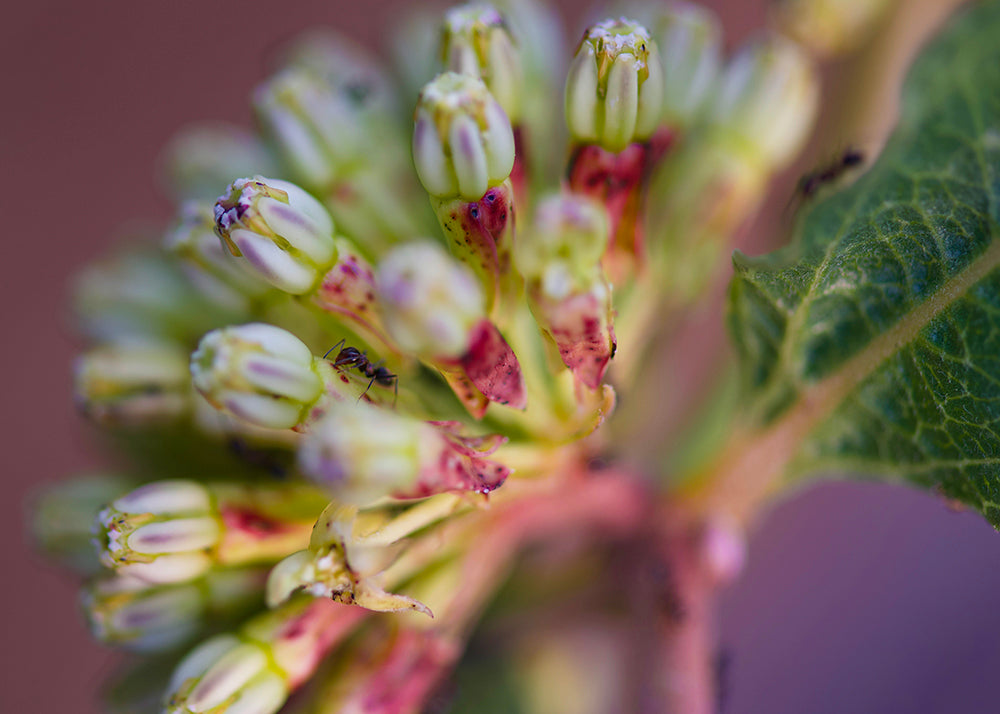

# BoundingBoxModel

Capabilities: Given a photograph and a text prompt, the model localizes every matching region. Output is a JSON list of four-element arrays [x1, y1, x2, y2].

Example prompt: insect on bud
[[441, 3, 523, 123], [214, 177, 337, 295], [191, 323, 323, 430], [413, 72, 515, 201], [565, 18, 664, 153]]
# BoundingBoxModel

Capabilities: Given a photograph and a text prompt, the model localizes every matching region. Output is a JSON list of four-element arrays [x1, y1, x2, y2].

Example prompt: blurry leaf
[[728, 1, 1000, 523]]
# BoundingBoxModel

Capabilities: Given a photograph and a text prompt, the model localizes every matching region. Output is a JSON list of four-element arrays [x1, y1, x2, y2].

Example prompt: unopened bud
[[161, 123, 279, 202], [709, 33, 818, 170], [441, 3, 523, 122], [254, 68, 365, 190], [82, 567, 265, 653], [565, 18, 663, 152], [214, 177, 337, 295], [95, 480, 218, 584], [376, 242, 484, 360], [773, 0, 896, 58], [299, 401, 509, 505], [191, 323, 323, 429], [516, 195, 615, 389], [413, 72, 515, 200], [74, 339, 191, 425], [648, 3, 722, 130], [165, 634, 287, 714]]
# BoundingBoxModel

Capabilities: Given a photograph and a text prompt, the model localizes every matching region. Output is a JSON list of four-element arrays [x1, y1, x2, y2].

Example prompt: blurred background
[[4, 0, 999, 712]]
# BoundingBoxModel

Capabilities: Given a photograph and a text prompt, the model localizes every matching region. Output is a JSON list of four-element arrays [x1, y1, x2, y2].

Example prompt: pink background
[[4, 1, 1000, 712]]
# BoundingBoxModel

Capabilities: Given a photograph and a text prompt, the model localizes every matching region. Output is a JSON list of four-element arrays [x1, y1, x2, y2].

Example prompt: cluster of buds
[[41, 1, 825, 712]]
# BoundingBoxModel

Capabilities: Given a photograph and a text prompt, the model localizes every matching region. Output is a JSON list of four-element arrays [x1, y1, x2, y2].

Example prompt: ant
[[323, 340, 398, 404], [796, 147, 865, 199]]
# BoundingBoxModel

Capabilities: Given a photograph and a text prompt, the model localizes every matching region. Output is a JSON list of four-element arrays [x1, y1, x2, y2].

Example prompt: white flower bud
[[95, 480, 219, 584], [166, 635, 287, 714], [565, 18, 664, 152], [191, 323, 323, 430], [648, 3, 722, 129], [413, 72, 515, 200], [298, 401, 443, 506], [74, 339, 191, 425], [376, 242, 484, 360], [709, 33, 819, 170], [441, 3, 524, 122], [253, 68, 366, 190], [214, 177, 337, 295]]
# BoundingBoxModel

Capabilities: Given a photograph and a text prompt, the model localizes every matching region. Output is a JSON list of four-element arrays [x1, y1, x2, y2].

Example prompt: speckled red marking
[[459, 320, 526, 410]]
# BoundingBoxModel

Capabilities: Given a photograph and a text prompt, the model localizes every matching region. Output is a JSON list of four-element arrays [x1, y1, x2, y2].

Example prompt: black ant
[[796, 148, 865, 199], [323, 340, 398, 404]]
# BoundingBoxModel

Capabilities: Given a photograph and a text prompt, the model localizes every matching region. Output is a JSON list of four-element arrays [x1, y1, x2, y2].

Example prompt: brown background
[[4, 1, 1000, 712]]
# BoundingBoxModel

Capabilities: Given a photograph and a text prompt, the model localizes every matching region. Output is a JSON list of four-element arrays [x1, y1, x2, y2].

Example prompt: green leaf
[[728, 1, 1000, 524]]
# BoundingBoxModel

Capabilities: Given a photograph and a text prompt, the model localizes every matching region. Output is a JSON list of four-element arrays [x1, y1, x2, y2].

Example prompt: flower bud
[[253, 68, 366, 190], [74, 339, 191, 425], [95, 480, 218, 584], [413, 72, 515, 201], [214, 177, 337, 295], [773, 0, 896, 58], [161, 123, 279, 202], [95, 478, 322, 584], [565, 19, 664, 152], [299, 402, 509, 506], [647, 3, 722, 130], [516, 194, 615, 389], [191, 323, 323, 430], [165, 634, 287, 714], [164, 202, 271, 310], [74, 249, 227, 342], [376, 242, 484, 360], [82, 567, 266, 653], [441, 3, 524, 122], [708, 33, 818, 170]]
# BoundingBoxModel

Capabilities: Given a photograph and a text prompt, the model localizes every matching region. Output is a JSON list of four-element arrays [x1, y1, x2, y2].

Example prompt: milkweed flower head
[[40, 1, 820, 712]]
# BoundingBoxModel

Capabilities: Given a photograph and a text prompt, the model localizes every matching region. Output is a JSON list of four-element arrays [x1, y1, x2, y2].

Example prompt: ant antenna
[[323, 339, 346, 360]]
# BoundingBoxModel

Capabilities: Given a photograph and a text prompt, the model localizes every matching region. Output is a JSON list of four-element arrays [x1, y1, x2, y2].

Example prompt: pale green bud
[[564, 18, 664, 152], [515, 193, 609, 295], [441, 3, 523, 122], [82, 567, 265, 653], [74, 339, 191, 425], [648, 2, 722, 129], [298, 401, 443, 506], [214, 177, 337, 295], [95, 480, 219, 584], [191, 323, 323, 430], [708, 33, 819, 170], [166, 634, 287, 714], [375, 241, 484, 360], [773, 0, 896, 58], [164, 202, 271, 310], [413, 72, 515, 200], [161, 123, 279, 202], [253, 68, 366, 190]]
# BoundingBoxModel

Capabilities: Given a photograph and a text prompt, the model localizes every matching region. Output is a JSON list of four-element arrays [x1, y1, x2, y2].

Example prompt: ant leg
[[358, 376, 377, 403], [323, 339, 346, 360]]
